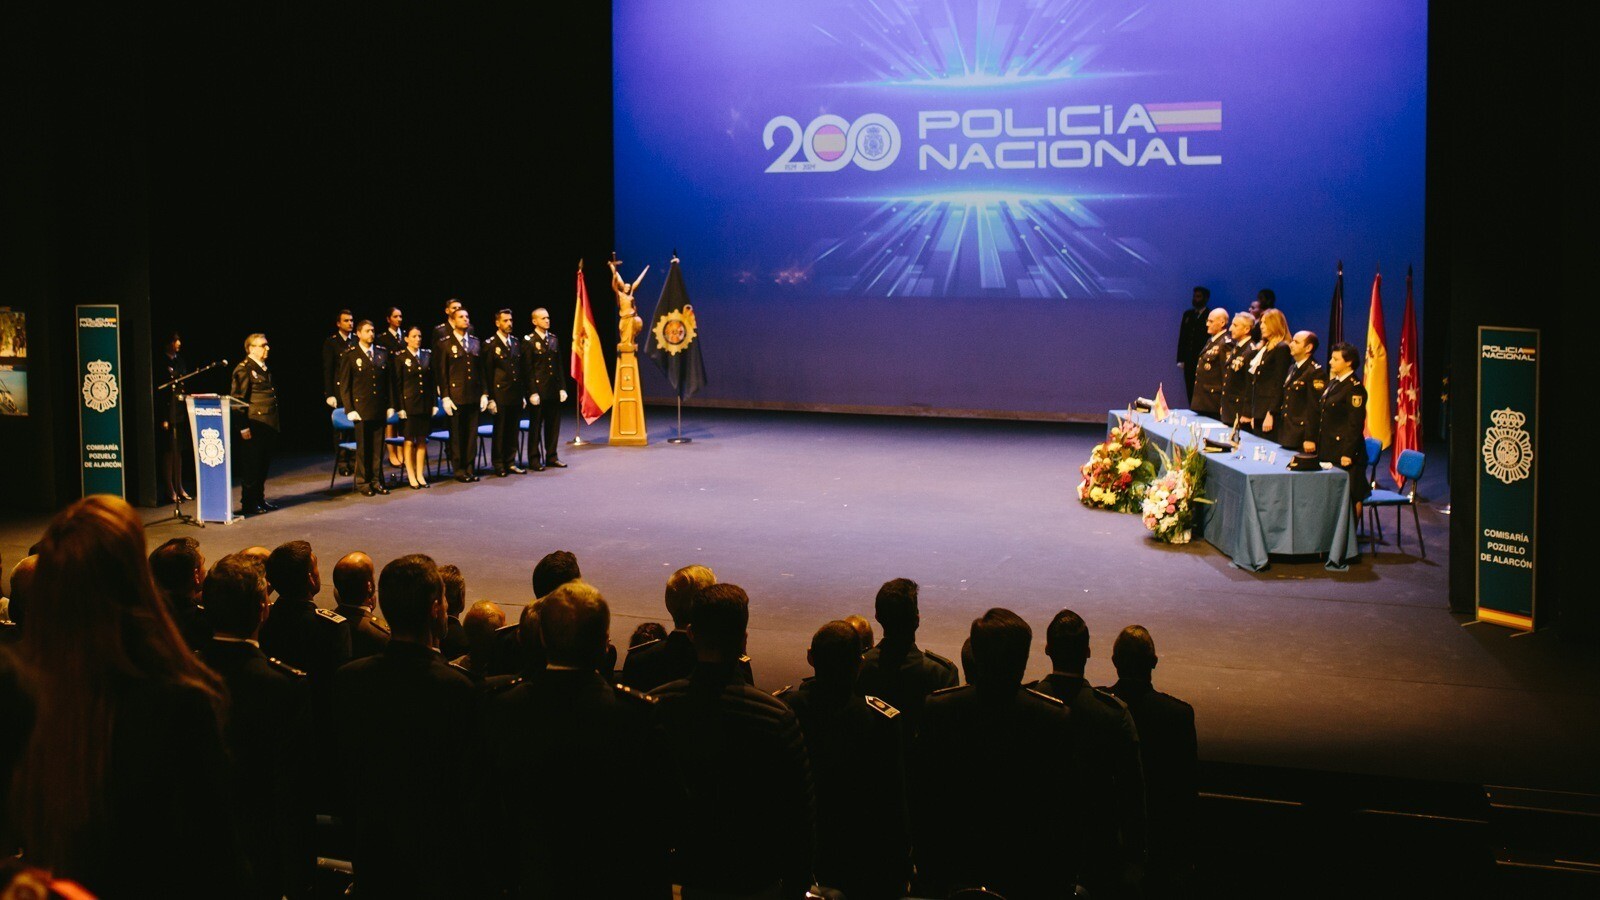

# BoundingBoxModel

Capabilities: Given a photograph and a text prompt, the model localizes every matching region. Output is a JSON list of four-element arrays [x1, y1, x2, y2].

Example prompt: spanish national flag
[[1363, 270, 1392, 449], [571, 261, 614, 424]]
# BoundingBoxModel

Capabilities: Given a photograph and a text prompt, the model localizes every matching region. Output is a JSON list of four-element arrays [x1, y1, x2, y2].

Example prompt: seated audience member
[[438, 563, 470, 660], [332, 551, 391, 659], [652, 584, 814, 898], [239, 545, 272, 566], [452, 599, 506, 681], [858, 578, 958, 730], [10, 496, 245, 896], [260, 540, 352, 685], [333, 554, 478, 898], [483, 582, 672, 897], [532, 549, 582, 598], [0, 556, 35, 648], [198, 553, 313, 900], [1032, 610, 1148, 899], [843, 613, 874, 652], [149, 536, 211, 650], [623, 564, 754, 690], [1109, 625, 1198, 897], [631, 621, 668, 649], [777, 621, 909, 899], [914, 608, 1079, 900]]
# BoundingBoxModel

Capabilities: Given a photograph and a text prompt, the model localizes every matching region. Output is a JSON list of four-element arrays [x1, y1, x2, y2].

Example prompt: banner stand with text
[[76, 304, 125, 498], [1476, 327, 1539, 631]]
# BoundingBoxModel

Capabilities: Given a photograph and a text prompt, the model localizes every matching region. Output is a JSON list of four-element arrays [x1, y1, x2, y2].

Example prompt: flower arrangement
[[1142, 440, 1213, 543], [1079, 421, 1155, 512]]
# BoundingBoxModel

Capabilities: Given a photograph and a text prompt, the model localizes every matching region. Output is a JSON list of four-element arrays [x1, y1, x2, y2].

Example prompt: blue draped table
[[1106, 410, 1359, 571]]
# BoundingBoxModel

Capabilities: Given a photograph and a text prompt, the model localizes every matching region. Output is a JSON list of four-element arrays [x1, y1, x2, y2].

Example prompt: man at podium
[[231, 333, 281, 515]]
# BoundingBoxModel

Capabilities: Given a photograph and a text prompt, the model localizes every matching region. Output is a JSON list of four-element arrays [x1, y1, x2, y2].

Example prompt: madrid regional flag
[[1363, 271, 1392, 449], [644, 256, 707, 399], [571, 261, 614, 424]]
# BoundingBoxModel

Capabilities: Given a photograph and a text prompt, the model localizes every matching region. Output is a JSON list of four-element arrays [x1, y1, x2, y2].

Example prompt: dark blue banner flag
[[644, 258, 707, 399]]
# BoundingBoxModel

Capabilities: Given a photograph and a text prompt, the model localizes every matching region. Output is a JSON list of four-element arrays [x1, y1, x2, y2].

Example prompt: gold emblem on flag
[[652, 305, 698, 356]]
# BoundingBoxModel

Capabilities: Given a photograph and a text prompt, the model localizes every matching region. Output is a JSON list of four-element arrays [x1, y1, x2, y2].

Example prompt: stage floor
[[4, 409, 1597, 792]]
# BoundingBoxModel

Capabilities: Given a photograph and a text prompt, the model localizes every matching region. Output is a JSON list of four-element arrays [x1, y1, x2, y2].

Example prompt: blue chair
[[1365, 449, 1426, 558], [328, 408, 358, 490], [476, 420, 496, 470], [426, 399, 451, 479], [1362, 436, 1386, 541], [517, 418, 531, 467]]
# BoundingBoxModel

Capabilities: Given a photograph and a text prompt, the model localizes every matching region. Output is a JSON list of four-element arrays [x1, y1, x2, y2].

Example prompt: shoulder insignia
[[314, 608, 347, 624], [267, 657, 308, 678], [865, 695, 901, 719], [1025, 687, 1066, 706], [738, 654, 752, 664], [930, 684, 967, 697], [628, 638, 662, 654], [1352, 394, 1363, 408], [1312, 379, 1325, 390], [925, 649, 958, 670], [1092, 686, 1129, 709], [614, 682, 657, 704], [773, 684, 792, 698]]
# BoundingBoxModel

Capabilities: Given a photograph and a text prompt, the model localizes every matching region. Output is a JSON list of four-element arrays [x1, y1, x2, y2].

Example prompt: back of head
[[630, 621, 668, 648], [332, 552, 375, 608], [874, 577, 919, 637], [518, 601, 547, 672], [438, 564, 466, 616], [462, 600, 505, 656], [664, 563, 715, 627], [205, 554, 269, 638], [539, 581, 610, 669], [148, 537, 203, 603], [377, 554, 442, 637], [239, 546, 271, 566], [1112, 624, 1158, 680], [809, 620, 863, 685], [968, 608, 1032, 690], [843, 613, 874, 652], [1045, 609, 1091, 674], [265, 540, 316, 599], [690, 582, 749, 660], [532, 550, 581, 599]]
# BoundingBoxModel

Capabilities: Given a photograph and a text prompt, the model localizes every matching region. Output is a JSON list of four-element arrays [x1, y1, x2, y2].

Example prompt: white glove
[[348, 411, 362, 422], [479, 394, 489, 412], [530, 393, 541, 406], [442, 397, 457, 416], [399, 410, 408, 419], [385, 408, 395, 420], [487, 400, 498, 415], [559, 390, 568, 402], [326, 396, 337, 408]]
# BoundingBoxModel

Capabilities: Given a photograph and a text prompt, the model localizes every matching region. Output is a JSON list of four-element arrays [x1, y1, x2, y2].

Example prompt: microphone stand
[[152, 358, 229, 528]]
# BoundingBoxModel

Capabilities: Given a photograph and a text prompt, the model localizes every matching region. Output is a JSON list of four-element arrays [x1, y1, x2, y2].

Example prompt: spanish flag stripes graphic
[[572, 261, 614, 424]]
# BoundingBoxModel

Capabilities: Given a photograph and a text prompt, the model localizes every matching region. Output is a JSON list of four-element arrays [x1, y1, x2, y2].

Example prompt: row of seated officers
[[0, 499, 1198, 900]]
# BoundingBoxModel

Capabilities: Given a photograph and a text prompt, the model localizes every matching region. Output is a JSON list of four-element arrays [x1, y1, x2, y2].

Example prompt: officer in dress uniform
[[337, 321, 394, 496], [259, 541, 352, 686], [230, 334, 281, 515], [434, 306, 486, 482], [1217, 312, 1260, 432], [775, 621, 910, 899], [1174, 287, 1212, 405], [1318, 341, 1371, 504], [431, 298, 466, 343], [857, 578, 958, 733], [523, 307, 569, 470], [1188, 308, 1230, 419], [322, 310, 358, 477], [375, 307, 405, 354], [332, 552, 392, 660], [1278, 330, 1326, 453], [482, 309, 526, 476], [391, 325, 435, 490]]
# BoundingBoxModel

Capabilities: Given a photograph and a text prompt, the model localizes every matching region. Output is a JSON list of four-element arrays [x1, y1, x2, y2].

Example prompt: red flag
[[571, 261, 614, 424], [1390, 267, 1420, 487]]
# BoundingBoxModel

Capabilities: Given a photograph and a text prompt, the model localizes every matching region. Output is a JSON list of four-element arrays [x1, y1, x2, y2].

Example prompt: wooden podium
[[608, 345, 648, 445]]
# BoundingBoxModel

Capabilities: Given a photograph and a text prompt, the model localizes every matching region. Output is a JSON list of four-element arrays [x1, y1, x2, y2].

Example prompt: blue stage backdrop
[[614, 0, 1426, 417]]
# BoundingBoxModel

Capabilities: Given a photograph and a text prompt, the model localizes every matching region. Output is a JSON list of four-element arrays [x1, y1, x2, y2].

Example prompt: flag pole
[[569, 402, 589, 446], [667, 388, 691, 443]]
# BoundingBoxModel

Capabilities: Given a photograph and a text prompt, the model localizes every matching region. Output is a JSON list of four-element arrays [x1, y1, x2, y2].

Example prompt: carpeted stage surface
[[5, 409, 1597, 793]]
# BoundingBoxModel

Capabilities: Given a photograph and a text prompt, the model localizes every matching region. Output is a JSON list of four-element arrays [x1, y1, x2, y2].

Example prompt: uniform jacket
[[1278, 358, 1326, 451], [523, 329, 569, 395], [1218, 337, 1259, 427], [335, 603, 391, 660], [230, 358, 280, 430], [390, 347, 435, 418], [433, 332, 483, 406], [482, 332, 526, 407], [1109, 678, 1197, 884], [375, 327, 405, 355], [1176, 304, 1211, 366], [258, 597, 351, 684], [621, 629, 754, 692], [336, 344, 391, 421], [1190, 332, 1229, 417], [1318, 374, 1371, 500], [322, 331, 357, 399], [857, 640, 959, 730], [1249, 341, 1293, 425]]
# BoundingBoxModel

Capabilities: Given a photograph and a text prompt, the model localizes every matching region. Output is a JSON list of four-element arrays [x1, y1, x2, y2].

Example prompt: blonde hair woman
[[1250, 308, 1293, 439]]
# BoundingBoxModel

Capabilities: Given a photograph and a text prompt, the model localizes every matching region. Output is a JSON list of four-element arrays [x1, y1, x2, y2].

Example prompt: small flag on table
[[1152, 384, 1170, 421], [1390, 267, 1420, 486], [571, 261, 614, 424], [1363, 270, 1392, 450]]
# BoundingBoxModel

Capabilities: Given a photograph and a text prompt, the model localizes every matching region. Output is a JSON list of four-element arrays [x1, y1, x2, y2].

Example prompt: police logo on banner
[[651, 306, 698, 356], [1482, 408, 1533, 485], [82, 359, 119, 413], [198, 427, 226, 467]]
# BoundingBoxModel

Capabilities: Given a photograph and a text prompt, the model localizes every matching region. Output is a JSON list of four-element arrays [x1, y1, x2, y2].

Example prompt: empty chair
[[1365, 449, 1427, 557]]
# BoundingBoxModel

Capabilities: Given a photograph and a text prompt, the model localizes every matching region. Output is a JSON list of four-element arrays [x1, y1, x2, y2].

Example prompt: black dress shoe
[[467, 474, 481, 482], [420, 481, 432, 489], [529, 463, 545, 472], [545, 459, 567, 468], [260, 500, 280, 511], [455, 474, 474, 483], [409, 482, 423, 490], [375, 485, 391, 495], [495, 469, 509, 478], [360, 487, 376, 497], [508, 465, 527, 474]]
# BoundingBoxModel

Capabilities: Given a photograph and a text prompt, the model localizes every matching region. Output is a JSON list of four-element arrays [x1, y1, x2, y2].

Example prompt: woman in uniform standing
[[391, 325, 435, 489]]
